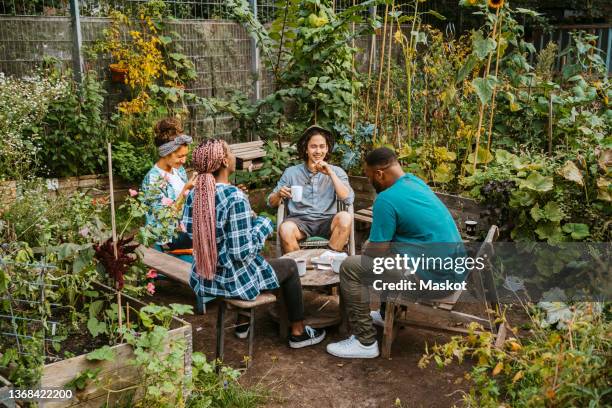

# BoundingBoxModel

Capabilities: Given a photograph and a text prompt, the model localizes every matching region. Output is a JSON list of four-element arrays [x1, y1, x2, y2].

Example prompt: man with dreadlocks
[[268, 125, 354, 254], [182, 139, 326, 347]]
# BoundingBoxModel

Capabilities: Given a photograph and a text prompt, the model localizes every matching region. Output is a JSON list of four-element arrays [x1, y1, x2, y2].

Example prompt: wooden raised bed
[[0, 174, 136, 209], [0, 374, 15, 408], [39, 285, 192, 408]]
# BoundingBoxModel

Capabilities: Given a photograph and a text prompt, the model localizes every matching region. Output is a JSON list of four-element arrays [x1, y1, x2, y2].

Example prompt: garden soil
[[154, 280, 479, 408]]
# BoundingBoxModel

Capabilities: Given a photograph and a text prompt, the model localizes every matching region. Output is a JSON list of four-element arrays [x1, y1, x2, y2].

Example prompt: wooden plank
[[139, 246, 191, 286], [232, 146, 264, 154], [228, 140, 264, 150], [396, 302, 492, 331], [235, 150, 266, 160], [353, 213, 373, 223]]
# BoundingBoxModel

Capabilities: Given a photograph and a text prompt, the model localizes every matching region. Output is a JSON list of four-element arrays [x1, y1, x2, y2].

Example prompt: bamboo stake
[[373, 1, 390, 142], [405, 0, 420, 145], [364, 7, 377, 121], [486, 11, 504, 151], [350, 0, 356, 131], [383, 1, 396, 140], [548, 92, 553, 154], [107, 142, 122, 333], [472, 8, 500, 173]]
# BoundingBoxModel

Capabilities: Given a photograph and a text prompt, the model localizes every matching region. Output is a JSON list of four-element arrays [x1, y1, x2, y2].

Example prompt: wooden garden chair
[[381, 225, 507, 359], [275, 198, 356, 256]]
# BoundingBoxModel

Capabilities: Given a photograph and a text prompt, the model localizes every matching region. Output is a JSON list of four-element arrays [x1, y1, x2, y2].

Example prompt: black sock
[[360, 340, 375, 346]]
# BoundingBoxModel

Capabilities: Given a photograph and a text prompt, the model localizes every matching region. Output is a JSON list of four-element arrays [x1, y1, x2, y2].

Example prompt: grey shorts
[[284, 215, 334, 239]]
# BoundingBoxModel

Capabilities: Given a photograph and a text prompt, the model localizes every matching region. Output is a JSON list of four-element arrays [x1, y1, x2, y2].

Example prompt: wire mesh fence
[[0, 0, 288, 20]]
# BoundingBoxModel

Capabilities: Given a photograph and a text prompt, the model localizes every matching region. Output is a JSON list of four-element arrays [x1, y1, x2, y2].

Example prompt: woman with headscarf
[[182, 139, 326, 348], [141, 117, 197, 251]]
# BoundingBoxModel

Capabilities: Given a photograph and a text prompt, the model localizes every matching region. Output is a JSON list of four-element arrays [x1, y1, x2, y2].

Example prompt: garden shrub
[[420, 304, 611, 407], [29, 72, 108, 178], [0, 71, 67, 181], [112, 140, 156, 184]]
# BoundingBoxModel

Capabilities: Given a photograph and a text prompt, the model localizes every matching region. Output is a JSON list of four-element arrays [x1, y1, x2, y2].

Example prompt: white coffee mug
[[296, 258, 307, 276], [291, 185, 303, 202]]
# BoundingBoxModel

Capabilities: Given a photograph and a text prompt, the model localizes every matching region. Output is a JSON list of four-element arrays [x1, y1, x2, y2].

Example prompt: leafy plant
[[112, 140, 156, 184], [333, 122, 375, 175], [29, 71, 108, 178], [0, 71, 67, 180], [419, 304, 611, 407]]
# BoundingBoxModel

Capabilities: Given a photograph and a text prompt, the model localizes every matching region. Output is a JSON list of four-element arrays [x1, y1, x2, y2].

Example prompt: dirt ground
[[154, 280, 476, 408]]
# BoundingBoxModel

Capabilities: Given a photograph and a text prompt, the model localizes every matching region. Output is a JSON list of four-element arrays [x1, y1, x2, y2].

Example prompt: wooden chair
[[381, 225, 505, 359], [276, 198, 356, 256], [215, 292, 281, 371]]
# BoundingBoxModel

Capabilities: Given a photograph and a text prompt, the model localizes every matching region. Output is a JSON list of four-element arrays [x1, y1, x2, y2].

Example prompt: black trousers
[[268, 258, 304, 323]]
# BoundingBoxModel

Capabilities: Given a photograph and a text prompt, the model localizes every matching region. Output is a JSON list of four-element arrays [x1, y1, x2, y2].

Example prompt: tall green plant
[[218, 0, 381, 138]]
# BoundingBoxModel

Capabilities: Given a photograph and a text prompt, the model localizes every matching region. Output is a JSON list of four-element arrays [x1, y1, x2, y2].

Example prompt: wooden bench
[[228, 140, 265, 171], [139, 246, 213, 314]]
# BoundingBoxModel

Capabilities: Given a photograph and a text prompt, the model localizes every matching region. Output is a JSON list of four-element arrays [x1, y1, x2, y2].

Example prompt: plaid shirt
[[182, 183, 279, 300]]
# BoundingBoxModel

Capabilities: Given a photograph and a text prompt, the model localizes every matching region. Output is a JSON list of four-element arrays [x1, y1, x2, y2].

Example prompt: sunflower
[[488, 0, 504, 9]]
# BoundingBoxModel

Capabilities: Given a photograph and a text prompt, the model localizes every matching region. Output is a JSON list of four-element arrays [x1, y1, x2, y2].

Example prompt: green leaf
[[495, 149, 520, 167], [467, 147, 494, 164], [87, 317, 106, 338], [158, 35, 172, 46], [88, 300, 104, 319], [432, 163, 455, 183], [424, 10, 446, 20], [519, 173, 554, 192], [456, 54, 478, 83], [557, 161, 584, 186], [87, 346, 116, 362], [472, 31, 497, 60], [169, 303, 194, 316], [562, 223, 590, 240], [472, 77, 495, 105], [531, 202, 564, 222], [535, 222, 564, 243]]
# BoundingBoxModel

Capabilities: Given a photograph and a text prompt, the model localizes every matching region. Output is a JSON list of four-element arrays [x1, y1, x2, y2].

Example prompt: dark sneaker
[[234, 323, 250, 339], [288, 325, 326, 349]]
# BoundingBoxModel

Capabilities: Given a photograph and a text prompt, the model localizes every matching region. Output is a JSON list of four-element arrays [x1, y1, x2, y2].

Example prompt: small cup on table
[[295, 258, 307, 276]]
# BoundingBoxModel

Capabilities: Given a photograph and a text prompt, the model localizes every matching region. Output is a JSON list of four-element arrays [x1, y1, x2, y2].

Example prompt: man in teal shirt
[[326, 148, 465, 359]]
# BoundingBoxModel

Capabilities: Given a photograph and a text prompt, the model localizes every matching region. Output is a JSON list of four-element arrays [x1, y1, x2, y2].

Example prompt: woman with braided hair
[[182, 139, 326, 348]]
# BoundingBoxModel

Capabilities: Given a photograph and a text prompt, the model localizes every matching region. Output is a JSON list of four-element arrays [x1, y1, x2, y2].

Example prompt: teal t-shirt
[[369, 173, 465, 282]]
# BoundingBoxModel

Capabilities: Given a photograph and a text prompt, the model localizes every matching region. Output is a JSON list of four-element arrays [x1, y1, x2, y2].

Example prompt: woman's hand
[[185, 172, 198, 191]]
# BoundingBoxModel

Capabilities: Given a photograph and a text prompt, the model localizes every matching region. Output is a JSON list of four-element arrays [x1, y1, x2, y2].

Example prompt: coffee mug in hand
[[290, 185, 303, 202]]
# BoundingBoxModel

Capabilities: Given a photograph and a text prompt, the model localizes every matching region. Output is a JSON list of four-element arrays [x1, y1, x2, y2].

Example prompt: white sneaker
[[370, 310, 385, 327], [326, 335, 379, 358]]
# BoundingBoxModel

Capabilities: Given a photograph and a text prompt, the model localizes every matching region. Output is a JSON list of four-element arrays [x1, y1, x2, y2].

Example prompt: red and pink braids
[[192, 139, 226, 280]]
